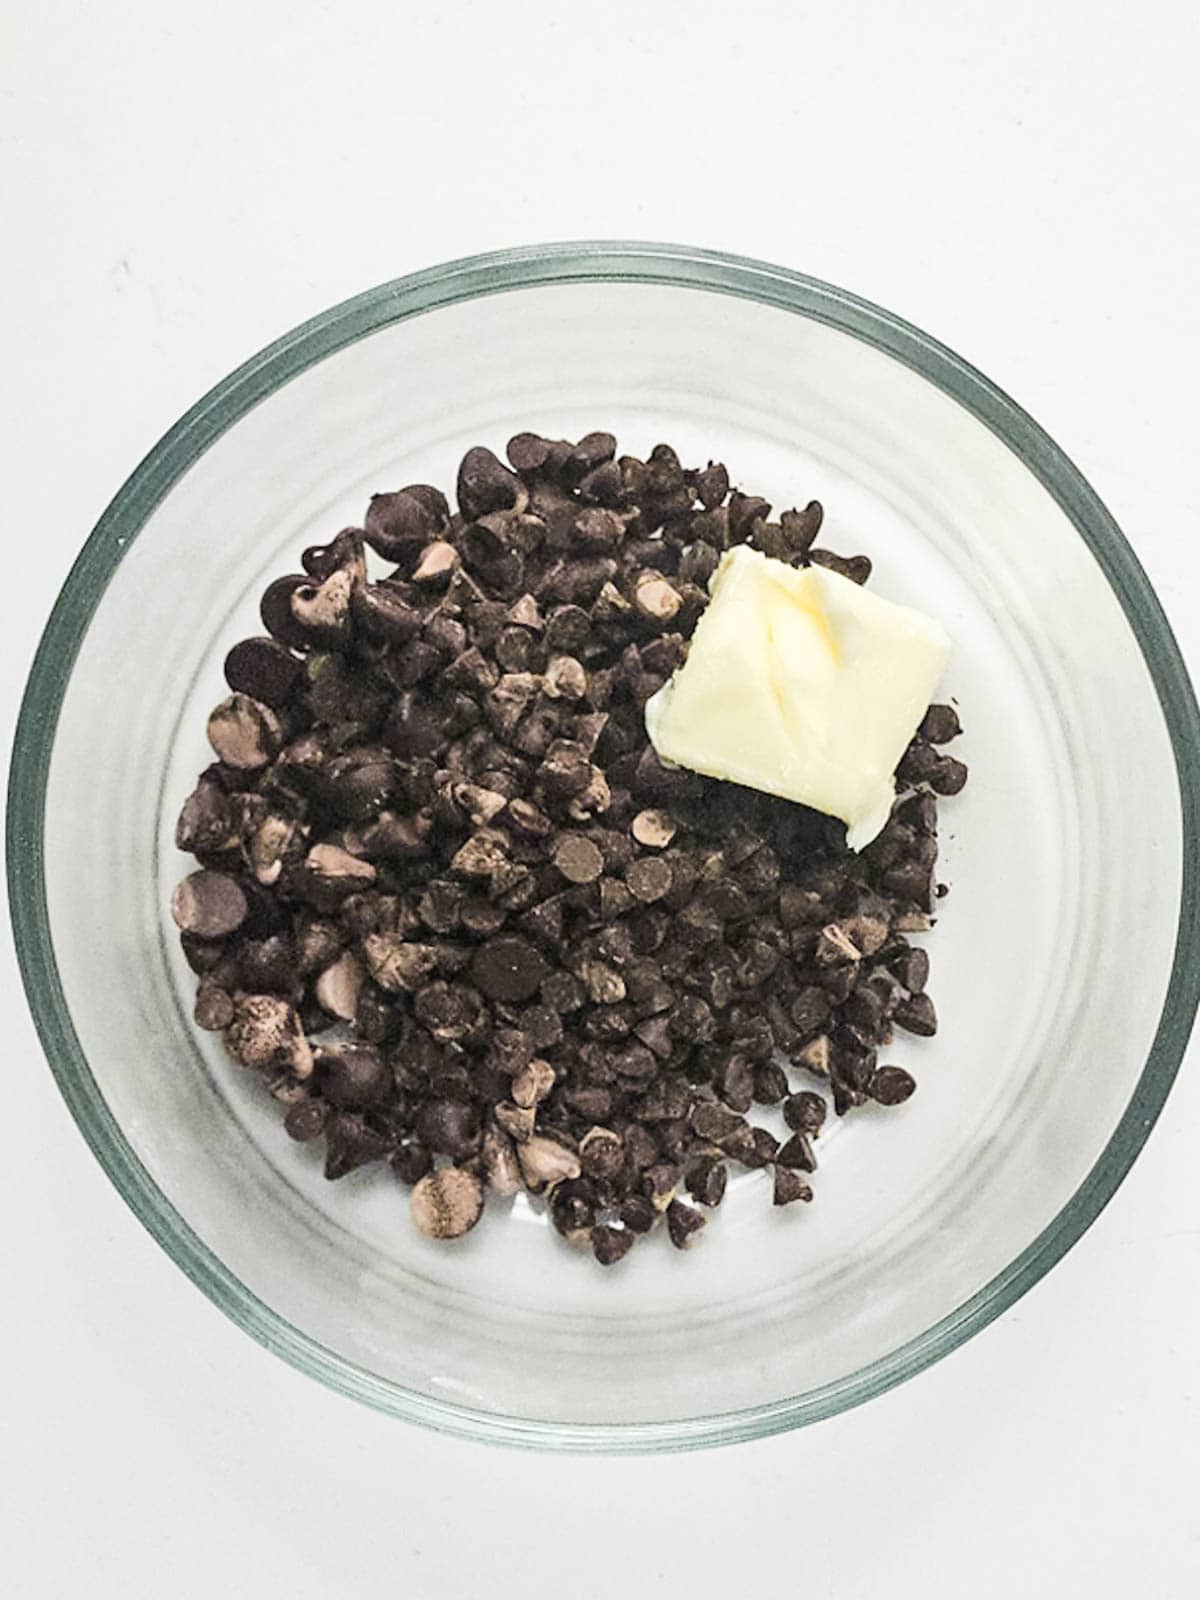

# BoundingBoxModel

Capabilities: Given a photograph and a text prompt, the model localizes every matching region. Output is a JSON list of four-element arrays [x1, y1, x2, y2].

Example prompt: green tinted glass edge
[[8, 242, 1199, 1452]]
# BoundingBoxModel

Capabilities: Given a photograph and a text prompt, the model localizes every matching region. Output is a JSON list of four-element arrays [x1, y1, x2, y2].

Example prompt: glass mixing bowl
[[9, 243, 1199, 1450]]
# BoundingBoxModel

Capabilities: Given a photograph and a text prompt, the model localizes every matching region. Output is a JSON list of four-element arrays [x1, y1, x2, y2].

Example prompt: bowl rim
[[8, 240, 1199, 1452]]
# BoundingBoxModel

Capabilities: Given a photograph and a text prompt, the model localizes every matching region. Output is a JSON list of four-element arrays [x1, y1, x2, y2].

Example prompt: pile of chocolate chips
[[171, 433, 967, 1265]]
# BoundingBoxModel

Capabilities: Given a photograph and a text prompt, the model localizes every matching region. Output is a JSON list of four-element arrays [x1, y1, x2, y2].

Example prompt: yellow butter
[[644, 547, 951, 849]]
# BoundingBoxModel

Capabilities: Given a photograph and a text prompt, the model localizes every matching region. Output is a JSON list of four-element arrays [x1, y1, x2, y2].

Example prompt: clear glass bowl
[[9, 243, 1199, 1451]]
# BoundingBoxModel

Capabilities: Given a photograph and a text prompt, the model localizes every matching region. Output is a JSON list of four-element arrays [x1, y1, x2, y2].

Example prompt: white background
[[3, 3, 1199, 1595]]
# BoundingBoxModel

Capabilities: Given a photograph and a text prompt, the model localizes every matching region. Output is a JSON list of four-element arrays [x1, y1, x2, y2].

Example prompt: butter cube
[[644, 547, 950, 849]]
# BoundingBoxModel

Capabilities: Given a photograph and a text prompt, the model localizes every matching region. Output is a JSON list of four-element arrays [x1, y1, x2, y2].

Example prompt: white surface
[[2, 1, 1198, 1594]]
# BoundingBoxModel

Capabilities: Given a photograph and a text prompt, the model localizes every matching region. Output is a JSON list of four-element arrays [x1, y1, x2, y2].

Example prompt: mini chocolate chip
[[752, 1062, 789, 1105], [809, 549, 872, 584], [171, 871, 248, 939], [414, 981, 486, 1043], [777, 1131, 817, 1172], [478, 1125, 522, 1195], [511, 1058, 556, 1109], [224, 637, 303, 708], [612, 1194, 651, 1235], [495, 1100, 536, 1143], [550, 1179, 598, 1241], [843, 982, 887, 1037], [685, 1156, 728, 1207], [563, 431, 617, 482], [361, 936, 438, 994], [579, 460, 625, 506], [237, 933, 297, 994], [579, 1126, 624, 1180], [540, 969, 585, 1012], [881, 860, 936, 911], [194, 981, 235, 1031], [416, 1098, 482, 1157], [869, 1066, 917, 1105], [773, 1165, 813, 1206], [299, 531, 366, 588], [411, 1167, 484, 1239], [538, 739, 592, 799], [897, 791, 939, 835], [891, 945, 930, 993], [506, 433, 559, 475], [625, 857, 672, 903], [920, 703, 962, 743], [364, 485, 449, 560], [284, 1098, 328, 1142], [305, 842, 376, 901], [666, 1199, 706, 1250], [351, 582, 421, 645], [713, 1054, 754, 1112], [726, 491, 769, 537], [175, 780, 238, 854], [894, 992, 938, 1036], [793, 1034, 832, 1078], [471, 935, 547, 1002], [543, 655, 588, 700], [816, 922, 861, 965], [457, 446, 527, 520], [321, 1111, 391, 1179], [553, 832, 605, 884], [411, 540, 459, 585], [543, 604, 590, 654], [632, 572, 682, 624], [779, 501, 823, 554], [313, 951, 364, 1020], [224, 994, 313, 1078], [518, 1135, 582, 1190], [930, 756, 969, 796], [207, 695, 282, 770], [667, 994, 714, 1043], [690, 1102, 743, 1142], [318, 1044, 392, 1110], [592, 1224, 635, 1266], [391, 1140, 435, 1187], [783, 1091, 827, 1135], [693, 462, 729, 510], [290, 566, 356, 647], [630, 809, 677, 849], [512, 897, 559, 953], [897, 740, 941, 785], [260, 573, 315, 649]]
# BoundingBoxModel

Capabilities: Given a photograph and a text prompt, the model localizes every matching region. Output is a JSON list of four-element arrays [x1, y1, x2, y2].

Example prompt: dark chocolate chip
[[224, 637, 303, 708], [592, 1224, 636, 1266], [364, 485, 449, 561], [470, 936, 548, 1002], [930, 756, 969, 796], [319, 1044, 392, 1110], [869, 1065, 917, 1105], [457, 447, 526, 520], [777, 1132, 817, 1172], [324, 1112, 392, 1179], [920, 703, 962, 744], [260, 574, 315, 649], [773, 1165, 813, 1206], [416, 1098, 482, 1157], [666, 1199, 706, 1250], [783, 1091, 827, 1135], [284, 1098, 328, 1142], [894, 992, 938, 1036], [171, 871, 248, 939]]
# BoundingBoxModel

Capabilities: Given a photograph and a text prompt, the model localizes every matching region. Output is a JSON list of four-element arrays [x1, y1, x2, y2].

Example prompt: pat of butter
[[644, 547, 950, 849]]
